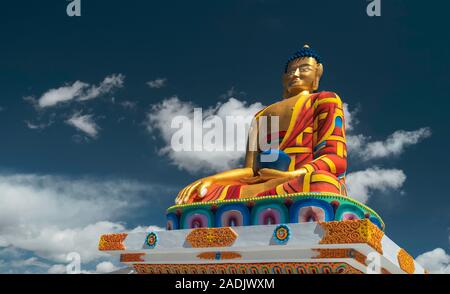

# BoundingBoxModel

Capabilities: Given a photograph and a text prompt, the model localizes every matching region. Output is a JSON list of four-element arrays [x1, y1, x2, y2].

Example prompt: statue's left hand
[[176, 177, 215, 204], [257, 168, 293, 180], [257, 168, 307, 181], [240, 168, 294, 184]]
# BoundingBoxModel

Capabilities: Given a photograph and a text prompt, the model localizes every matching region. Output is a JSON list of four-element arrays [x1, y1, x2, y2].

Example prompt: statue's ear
[[317, 63, 324, 79], [313, 63, 324, 91]]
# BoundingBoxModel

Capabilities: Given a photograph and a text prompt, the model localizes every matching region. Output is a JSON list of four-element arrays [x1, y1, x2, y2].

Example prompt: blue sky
[[0, 0, 449, 273]]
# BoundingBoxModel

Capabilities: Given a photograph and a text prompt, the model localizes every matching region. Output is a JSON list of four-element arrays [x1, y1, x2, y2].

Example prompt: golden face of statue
[[282, 57, 323, 99]]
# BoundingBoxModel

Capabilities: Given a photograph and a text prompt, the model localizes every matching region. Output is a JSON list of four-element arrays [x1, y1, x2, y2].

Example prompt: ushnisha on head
[[282, 45, 324, 99]]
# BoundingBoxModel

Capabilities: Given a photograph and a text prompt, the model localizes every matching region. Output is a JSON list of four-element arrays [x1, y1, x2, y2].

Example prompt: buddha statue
[[99, 46, 389, 272], [176, 45, 348, 205]]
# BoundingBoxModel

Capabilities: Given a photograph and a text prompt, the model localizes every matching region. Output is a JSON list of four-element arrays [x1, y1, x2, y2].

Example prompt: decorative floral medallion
[[273, 224, 291, 244], [146, 232, 158, 249], [186, 227, 238, 248]]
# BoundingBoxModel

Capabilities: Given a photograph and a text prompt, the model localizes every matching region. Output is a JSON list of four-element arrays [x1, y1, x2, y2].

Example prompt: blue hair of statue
[[284, 46, 322, 73]]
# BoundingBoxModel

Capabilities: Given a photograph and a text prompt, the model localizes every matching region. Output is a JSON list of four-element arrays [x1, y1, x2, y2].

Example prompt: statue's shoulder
[[253, 99, 282, 117], [314, 91, 340, 99], [311, 91, 343, 106]]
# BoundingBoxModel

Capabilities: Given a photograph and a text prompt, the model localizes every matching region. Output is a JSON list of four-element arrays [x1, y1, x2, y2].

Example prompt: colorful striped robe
[[189, 91, 348, 203]]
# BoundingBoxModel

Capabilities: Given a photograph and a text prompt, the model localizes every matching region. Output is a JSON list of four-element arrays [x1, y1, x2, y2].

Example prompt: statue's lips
[[289, 79, 302, 86]]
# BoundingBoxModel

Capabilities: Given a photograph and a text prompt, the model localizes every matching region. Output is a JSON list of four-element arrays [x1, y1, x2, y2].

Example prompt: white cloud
[[342, 103, 431, 203], [6, 221, 126, 264], [416, 248, 450, 274], [36, 74, 124, 108], [66, 113, 99, 138], [0, 173, 163, 267], [38, 81, 88, 108], [47, 264, 66, 274], [95, 261, 119, 274], [344, 103, 431, 161], [47, 261, 127, 274], [346, 168, 406, 203], [146, 78, 167, 89], [347, 128, 431, 161], [79, 74, 125, 101], [343, 103, 358, 132], [11, 257, 49, 269], [146, 96, 264, 174]]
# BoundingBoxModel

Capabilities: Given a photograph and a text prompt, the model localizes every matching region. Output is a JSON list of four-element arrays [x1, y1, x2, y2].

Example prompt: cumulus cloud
[[342, 103, 431, 203], [49, 262, 131, 274], [10, 257, 49, 269], [5, 221, 126, 264], [95, 261, 120, 274], [47, 261, 123, 274], [47, 264, 66, 274], [344, 103, 431, 161], [416, 248, 450, 274], [66, 113, 99, 138], [0, 173, 164, 271], [347, 128, 431, 161], [146, 96, 264, 174], [35, 74, 124, 108], [346, 168, 406, 203], [146, 78, 167, 89]]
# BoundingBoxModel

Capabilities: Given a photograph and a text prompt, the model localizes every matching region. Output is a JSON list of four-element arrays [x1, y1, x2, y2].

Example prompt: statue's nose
[[293, 68, 300, 76]]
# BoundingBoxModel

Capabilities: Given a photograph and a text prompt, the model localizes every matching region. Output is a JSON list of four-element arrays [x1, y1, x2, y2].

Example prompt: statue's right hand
[[176, 177, 215, 205]]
